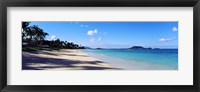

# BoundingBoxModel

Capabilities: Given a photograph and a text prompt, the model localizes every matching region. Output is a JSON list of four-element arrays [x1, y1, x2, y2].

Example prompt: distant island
[[84, 46, 160, 50], [129, 46, 159, 50]]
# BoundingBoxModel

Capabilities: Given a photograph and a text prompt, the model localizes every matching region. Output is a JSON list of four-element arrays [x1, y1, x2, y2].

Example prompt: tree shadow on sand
[[26, 51, 59, 56], [22, 53, 120, 70]]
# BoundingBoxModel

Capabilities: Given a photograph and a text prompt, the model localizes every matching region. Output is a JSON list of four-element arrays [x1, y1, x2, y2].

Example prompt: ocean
[[82, 49, 178, 70]]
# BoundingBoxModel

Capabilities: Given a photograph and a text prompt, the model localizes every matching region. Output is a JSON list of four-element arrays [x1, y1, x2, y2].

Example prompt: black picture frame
[[0, 0, 200, 92]]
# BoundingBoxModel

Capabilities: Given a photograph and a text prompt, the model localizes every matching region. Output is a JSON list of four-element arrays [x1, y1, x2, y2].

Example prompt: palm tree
[[22, 22, 30, 29], [27, 27, 35, 41], [22, 22, 30, 41], [22, 22, 85, 49], [31, 25, 49, 46]]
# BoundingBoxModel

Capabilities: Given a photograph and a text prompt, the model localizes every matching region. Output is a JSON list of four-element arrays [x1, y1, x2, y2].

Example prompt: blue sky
[[29, 22, 178, 49]]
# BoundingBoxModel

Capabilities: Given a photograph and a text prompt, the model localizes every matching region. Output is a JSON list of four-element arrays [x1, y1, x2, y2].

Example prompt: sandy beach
[[22, 49, 119, 70], [21, 22, 178, 70]]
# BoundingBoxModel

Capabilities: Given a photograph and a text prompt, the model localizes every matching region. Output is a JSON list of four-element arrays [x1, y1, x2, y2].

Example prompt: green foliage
[[22, 22, 85, 50]]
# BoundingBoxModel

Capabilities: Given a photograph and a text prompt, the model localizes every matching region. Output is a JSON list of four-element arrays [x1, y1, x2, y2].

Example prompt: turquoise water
[[83, 49, 178, 69]]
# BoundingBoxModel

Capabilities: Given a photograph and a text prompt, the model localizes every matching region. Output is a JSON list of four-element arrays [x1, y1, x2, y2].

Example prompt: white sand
[[22, 49, 119, 70]]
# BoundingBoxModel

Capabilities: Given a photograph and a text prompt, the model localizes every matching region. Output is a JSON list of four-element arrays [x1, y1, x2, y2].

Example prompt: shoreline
[[22, 49, 120, 70], [22, 49, 177, 70], [83, 51, 177, 70]]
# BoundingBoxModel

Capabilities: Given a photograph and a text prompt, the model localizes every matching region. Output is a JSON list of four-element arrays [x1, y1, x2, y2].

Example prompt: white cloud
[[172, 27, 178, 32], [90, 38, 95, 42], [80, 25, 89, 27], [51, 35, 57, 41], [80, 25, 84, 27], [87, 29, 98, 36], [159, 37, 176, 42], [98, 37, 101, 41]]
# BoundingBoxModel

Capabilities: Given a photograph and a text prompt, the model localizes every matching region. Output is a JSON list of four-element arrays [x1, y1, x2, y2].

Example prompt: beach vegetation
[[22, 22, 85, 51]]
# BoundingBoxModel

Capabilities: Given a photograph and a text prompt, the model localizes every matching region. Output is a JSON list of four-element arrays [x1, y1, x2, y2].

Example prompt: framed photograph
[[0, 0, 200, 92]]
